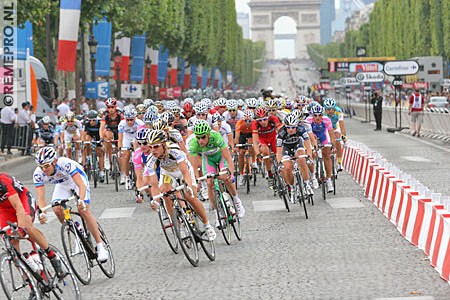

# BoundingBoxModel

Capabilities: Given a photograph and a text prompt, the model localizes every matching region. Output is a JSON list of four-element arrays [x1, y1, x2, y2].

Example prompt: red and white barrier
[[342, 142, 450, 284]]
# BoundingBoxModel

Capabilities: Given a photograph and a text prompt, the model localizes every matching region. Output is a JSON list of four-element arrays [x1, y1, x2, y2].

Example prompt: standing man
[[57, 98, 71, 117], [0, 105, 15, 154], [371, 91, 383, 131], [409, 89, 424, 137], [16, 102, 32, 155]]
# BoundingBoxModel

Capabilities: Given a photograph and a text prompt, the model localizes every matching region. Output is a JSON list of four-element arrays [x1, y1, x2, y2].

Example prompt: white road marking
[[252, 200, 286, 211], [99, 207, 136, 219], [375, 297, 434, 300], [401, 156, 432, 162]]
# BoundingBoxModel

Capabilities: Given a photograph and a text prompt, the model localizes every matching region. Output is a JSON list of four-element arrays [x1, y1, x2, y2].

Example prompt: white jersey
[[222, 110, 243, 131], [118, 118, 145, 147], [217, 122, 232, 145], [60, 120, 83, 135]]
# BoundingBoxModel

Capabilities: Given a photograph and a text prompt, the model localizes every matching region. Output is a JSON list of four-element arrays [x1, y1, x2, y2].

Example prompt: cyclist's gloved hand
[[342, 135, 347, 142]]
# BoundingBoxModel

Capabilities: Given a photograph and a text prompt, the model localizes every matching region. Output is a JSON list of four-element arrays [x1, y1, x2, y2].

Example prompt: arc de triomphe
[[248, 0, 322, 59]]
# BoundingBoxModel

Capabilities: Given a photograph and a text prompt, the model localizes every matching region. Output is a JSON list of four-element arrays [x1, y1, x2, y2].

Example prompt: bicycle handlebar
[[152, 184, 186, 200], [197, 170, 229, 181], [137, 184, 152, 192], [235, 143, 253, 148], [0, 221, 29, 239], [40, 193, 85, 212]]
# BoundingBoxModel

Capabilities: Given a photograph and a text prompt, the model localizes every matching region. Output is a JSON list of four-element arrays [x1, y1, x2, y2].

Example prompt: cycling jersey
[[102, 111, 122, 139], [252, 115, 280, 153], [33, 157, 91, 203], [60, 120, 83, 135], [222, 110, 244, 131], [217, 122, 232, 146], [38, 125, 55, 144], [0, 173, 36, 227], [235, 119, 253, 135], [132, 147, 150, 171], [305, 115, 333, 145], [118, 118, 145, 148], [324, 106, 344, 129], [173, 120, 187, 137], [83, 119, 101, 140], [189, 130, 228, 174]]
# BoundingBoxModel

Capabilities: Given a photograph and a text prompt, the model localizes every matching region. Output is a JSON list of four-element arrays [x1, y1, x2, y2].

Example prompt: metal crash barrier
[[0, 125, 32, 153]]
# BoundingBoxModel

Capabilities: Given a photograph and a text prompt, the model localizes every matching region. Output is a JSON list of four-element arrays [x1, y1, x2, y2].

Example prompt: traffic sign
[[384, 60, 419, 75], [355, 72, 385, 83], [349, 62, 383, 73]]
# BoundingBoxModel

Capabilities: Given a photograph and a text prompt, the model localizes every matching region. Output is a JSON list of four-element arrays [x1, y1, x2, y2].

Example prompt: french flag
[[114, 34, 131, 82], [56, 0, 81, 72]]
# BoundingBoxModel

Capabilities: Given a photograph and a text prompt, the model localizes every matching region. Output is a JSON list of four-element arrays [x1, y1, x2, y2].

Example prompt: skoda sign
[[384, 60, 419, 75], [355, 72, 385, 83]]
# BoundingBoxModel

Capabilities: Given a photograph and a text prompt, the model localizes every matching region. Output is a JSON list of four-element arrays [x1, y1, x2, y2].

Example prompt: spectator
[[80, 96, 89, 114], [0, 106, 15, 154], [96, 98, 106, 110], [409, 89, 425, 137], [16, 102, 32, 154], [56, 98, 71, 117], [371, 91, 383, 131]]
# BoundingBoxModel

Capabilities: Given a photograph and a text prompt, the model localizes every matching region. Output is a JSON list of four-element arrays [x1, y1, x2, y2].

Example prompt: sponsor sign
[[349, 62, 383, 73], [384, 60, 419, 75], [355, 72, 385, 83], [85, 82, 110, 99], [339, 77, 359, 86], [121, 83, 142, 98]]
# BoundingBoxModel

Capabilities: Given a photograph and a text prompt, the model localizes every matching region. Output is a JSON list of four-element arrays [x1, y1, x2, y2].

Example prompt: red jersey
[[251, 115, 281, 139]]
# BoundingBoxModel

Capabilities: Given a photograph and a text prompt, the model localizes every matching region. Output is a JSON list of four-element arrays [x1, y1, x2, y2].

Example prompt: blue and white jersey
[[118, 119, 145, 137], [33, 157, 88, 187]]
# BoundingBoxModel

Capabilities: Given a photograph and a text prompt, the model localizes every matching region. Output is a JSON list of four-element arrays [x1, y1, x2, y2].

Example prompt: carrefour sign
[[384, 60, 419, 75]]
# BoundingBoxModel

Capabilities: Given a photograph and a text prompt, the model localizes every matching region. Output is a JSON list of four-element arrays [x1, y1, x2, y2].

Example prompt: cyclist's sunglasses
[[267, 109, 277, 112], [39, 163, 52, 170], [138, 141, 148, 146], [286, 125, 297, 129], [195, 134, 209, 140], [197, 113, 207, 117], [148, 144, 162, 150], [257, 117, 268, 122], [228, 109, 237, 112], [313, 114, 323, 117], [126, 118, 135, 122]]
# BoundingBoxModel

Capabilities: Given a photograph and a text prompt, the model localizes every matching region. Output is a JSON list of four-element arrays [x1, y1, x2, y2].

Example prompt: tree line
[[18, 0, 265, 88]]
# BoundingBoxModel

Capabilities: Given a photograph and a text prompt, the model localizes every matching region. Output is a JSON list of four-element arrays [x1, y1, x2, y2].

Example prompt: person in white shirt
[[0, 106, 15, 154], [57, 98, 71, 117]]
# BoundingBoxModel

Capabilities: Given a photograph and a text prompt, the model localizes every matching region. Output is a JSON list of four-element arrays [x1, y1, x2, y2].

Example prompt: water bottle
[[29, 251, 43, 272], [75, 221, 85, 238], [23, 252, 39, 273]]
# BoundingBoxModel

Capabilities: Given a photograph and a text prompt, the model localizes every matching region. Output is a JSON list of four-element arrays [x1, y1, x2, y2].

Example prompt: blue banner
[[202, 67, 208, 89], [210, 67, 216, 83], [157, 46, 169, 82], [130, 34, 146, 81], [93, 18, 112, 76], [191, 64, 197, 88], [85, 82, 110, 99], [217, 71, 222, 89], [17, 21, 33, 60], [178, 57, 185, 86]]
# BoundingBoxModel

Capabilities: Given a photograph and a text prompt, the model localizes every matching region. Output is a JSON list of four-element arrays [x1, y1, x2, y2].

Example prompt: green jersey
[[189, 130, 226, 161]]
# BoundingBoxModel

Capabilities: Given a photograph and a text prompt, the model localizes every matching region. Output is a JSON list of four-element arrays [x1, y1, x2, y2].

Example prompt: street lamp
[[145, 55, 152, 97], [87, 34, 98, 82], [113, 46, 122, 98]]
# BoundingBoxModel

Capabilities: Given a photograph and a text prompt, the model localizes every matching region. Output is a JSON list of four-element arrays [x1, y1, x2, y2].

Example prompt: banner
[[184, 62, 191, 89], [191, 64, 197, 88], [121, 83, 142, 98], [178, 58, 185, 87], [17, 20, 33, 60], [114, 34, 130, 81], [130, 34, 146, 81], [157, 46, 169, 82], [202, 67, 208, 89], [85, 81, 110, 99], [168, 57, 178, 87], [57, 0, 81, 72], [93, 18, 112, 76], [147, 47, 158, 85]]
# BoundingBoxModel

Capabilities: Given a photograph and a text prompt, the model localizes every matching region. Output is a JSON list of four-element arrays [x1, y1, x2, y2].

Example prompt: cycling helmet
[[284, 114, 299, 126], [154, 101, 164, 109], [211, 112, 224, 123], [194, 102, 208, 114], [297, 95, 307, 105], [105, 97, 117, 107], [166, 101, 177, 110], [201, 98, 212, 108], [87, 110, 98, 120], [160, 111, 175, 124], [41, 116, 51, 124], [237, 99, 245, 107], [310, 104, 324, 115], [183, 101, 193, 112], [243, 109, 254, 119], [136, 104, 146, 114], [216, 97, 227, 107], [143, 98, 154, 108], [152, 118, 169, 131], [65, 112, 75, 122], [135, 128, 151, 142], [35, 147, 57, 165], [284, 99, 293, 109], [267, 86, 273, 92], [147, 130, 167, 145], [143, 110, 158, 124], [193, 120, 211, 135], [292, 109, 303, 120], [171, 106, 181, 115], [124, 108, 137, 119], [187, 117, 199, 128], [226, 99, 238, 110], [254, 107, 267, 118], [246, 98, 258, 108], [266, 99, 278, 109], [323, 97, 336, 109], [183, 97, 194, 105], [75, 114, 84, 121]]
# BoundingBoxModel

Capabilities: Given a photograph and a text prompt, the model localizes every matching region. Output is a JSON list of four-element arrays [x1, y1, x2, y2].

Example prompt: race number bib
[[412, 94, 422, 109]]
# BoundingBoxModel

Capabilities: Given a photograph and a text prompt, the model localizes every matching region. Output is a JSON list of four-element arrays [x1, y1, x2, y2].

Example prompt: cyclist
[[100, 97, 123, 172], [222, 99, 243, 134], [133, 128, 152, 203], [212, 112, 233, 148], [251, 107, 282, 184], [276, 114, 314, 202], [60, 112, 83, 162], [37, 116, 56, 147], [0, 172, 65, 278], [136, 104, 147, 120], [82, 110, 106, 182], [305, 104, 336, 193], [33, 147, 109, 262], [118, 107, 144, 189], [234, 109, 256, 186], [189, 120, 245, 225], [323, 98, 346, 172], [143, 130, 216, 241], [182, 101, 195, 121]]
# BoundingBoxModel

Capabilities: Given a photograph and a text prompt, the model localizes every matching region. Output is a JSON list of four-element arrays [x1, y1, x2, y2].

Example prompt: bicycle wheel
[[96, 222, 115, 278], [92, 153, 98, 188], [295, 174, 308, 219], [105, 169, 109, 184], [42, 245, 81, 300], [331, 155, 336, 195], [0, 252, 40, 300], [319, 160, 326, 201], [60, 221, 91, 285], [158, 202, 179, 254], [274, 172, 290, 212], [192, 212, 215, 262], [172, 206, 199, 267], [113, 155, 119, 192], [215, 190, 232, 245], [230, 201, 242, 241], [253, 166, 257, 186]]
